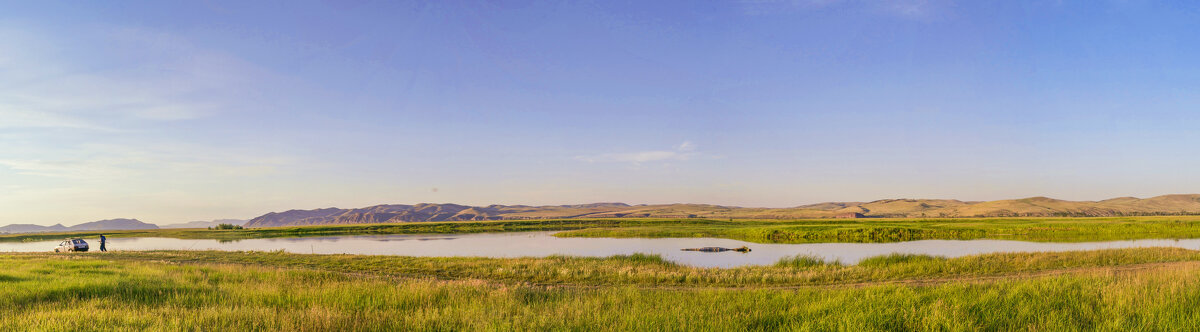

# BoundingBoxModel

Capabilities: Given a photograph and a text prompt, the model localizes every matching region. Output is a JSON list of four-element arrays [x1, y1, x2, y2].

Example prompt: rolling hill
[[0, 218, 159, 234], [0, 223, 69, 234], [159, 219, 247, 229], [243, 194, 1200, 227]]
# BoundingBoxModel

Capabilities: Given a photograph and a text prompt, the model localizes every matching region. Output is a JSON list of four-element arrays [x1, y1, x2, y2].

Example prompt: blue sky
[[3, 0, 1200, 225]]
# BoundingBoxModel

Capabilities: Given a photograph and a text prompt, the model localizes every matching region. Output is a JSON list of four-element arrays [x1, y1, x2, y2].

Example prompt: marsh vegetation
[[9, 217, 1200, 329], [6, 248, 1200, 330]]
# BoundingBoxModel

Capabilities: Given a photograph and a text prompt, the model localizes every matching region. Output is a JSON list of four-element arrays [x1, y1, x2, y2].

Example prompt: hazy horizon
[[4, 1, 1200, 225]]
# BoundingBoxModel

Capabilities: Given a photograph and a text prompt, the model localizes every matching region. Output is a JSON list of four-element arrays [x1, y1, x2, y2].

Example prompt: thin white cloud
[[740, 0, 846, 15], [0, 109, 117, 131], [882, 0, 949, 19], [576, 141, 701, 164], [0, 22, 312, 226], [677, 140, 697, 152], [0, 25, 266, 130], [0, 142, 291, 181], [739, 0, 952, 20]]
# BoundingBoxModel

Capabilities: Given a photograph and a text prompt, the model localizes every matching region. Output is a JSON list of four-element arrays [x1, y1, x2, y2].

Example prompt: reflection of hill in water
[[370, 237, 458, 242], [268, 235, 460, 243]]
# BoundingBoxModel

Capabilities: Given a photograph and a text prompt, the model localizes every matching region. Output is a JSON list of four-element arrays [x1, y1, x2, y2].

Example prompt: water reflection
[[4, 231, 1200, 268]]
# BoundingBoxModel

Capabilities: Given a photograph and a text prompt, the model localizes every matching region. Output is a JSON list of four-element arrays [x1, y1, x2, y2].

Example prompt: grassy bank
[[62, 248, 1200, 287], [8, 216, 1200, 244], [554, 215, 1200, 243], [5, 248, 1200, 330]]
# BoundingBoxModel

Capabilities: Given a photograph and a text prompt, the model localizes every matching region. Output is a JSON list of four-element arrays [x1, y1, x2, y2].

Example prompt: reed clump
[[774, 254, 839, 268]]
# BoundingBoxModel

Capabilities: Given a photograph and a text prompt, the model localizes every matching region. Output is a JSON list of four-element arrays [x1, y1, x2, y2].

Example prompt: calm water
[[6, 231, 1200, 268]]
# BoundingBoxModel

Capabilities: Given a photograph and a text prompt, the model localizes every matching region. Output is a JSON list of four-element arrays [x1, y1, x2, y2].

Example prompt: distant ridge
[[159, 219, 247, 229], [0, 218, 158, 234], [0, 223, 69, 234], [243, 194, 1200, 227]]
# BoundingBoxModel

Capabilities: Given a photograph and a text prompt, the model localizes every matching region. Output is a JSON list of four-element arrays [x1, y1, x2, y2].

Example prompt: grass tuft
[[858, 253, 945, 267], [775, 254, 838, 268], [609, 253, 674, 266]]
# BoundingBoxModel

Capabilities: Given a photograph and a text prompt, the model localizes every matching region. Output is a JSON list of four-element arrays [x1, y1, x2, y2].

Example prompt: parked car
[[55, 238, 89, 252]]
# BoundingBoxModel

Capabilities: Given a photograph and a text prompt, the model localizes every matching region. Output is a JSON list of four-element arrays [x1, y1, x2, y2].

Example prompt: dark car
[[55, 238, 89, 252]]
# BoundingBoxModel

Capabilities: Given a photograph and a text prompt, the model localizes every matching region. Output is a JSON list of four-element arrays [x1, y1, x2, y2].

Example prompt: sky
[[2, 0, 1200, 225]]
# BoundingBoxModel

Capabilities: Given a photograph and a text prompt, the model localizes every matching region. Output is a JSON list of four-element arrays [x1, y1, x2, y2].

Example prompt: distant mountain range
[[159, 219, 247, 229], [0, 219, 246, 234], [243, 194, 1200, 227], [0, 218, 159, 234], [244, 203, 636, 227], [9, 195, 1200, 232]]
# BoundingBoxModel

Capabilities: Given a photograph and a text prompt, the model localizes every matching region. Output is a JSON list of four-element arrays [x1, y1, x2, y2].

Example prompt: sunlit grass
[[554, 215, 1200, 243], [5, 248, 1200, 330], [774, 254, 838, 268], [858, 253, 945, 267], [8, 246, 1198, 288]]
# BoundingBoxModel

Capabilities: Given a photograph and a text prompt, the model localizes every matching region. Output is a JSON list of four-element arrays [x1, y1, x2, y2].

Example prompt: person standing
[[99, 234, 107, 252]]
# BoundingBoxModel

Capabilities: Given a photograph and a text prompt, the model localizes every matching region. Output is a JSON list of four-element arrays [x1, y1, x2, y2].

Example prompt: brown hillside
[[242, 194, 1200, 227]]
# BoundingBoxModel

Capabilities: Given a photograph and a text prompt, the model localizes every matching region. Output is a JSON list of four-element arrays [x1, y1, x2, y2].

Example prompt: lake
[[5, 231, 1200, 268]]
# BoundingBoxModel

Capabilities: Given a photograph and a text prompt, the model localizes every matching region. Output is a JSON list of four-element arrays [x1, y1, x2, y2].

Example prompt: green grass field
[[5, 248, 1200, 330], [9, 217, 1200, 330], [8, 216, 1200, 244], [552, 216, 1200, 243]]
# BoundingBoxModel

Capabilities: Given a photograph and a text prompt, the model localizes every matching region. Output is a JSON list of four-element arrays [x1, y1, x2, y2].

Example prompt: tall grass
[[555, 215, 1200, 243], [774, 254, 838, 268], [11, 246, 1199, 288], [6, 250, 1200, 330], [858, 253, 945, 267], [606, 253, 677, 266]]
